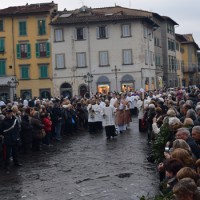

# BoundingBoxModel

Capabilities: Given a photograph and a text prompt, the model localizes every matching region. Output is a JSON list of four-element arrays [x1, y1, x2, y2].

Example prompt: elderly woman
[[183, 118, 194, 133], [186, 109, 197, 122], [152, 109, 182, 136], [30, 109, 44, 151]]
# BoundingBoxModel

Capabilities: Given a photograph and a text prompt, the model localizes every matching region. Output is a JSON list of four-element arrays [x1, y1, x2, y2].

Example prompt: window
[[20, 65, 29, 79], [39, 65, 48, 78], [76, 52, 86, 67], [0, 20, 3, 31], [167, 24, 174, 35], [155, 54, 161, 66], [96, 26, 108, 39], [121, 24, 131, 37], [150, 51, 153, 66], [172, 57, 176, 71], [168, 39, 175, 51], [21, 90, 32, 100], [145, 50, 148, 65], [56, 54, 65, 69], [99, 51, 109, 66], [0, 59, 5, 76], [19, 21, 27, 36], [38, 19, 46, 35], [168, 56, 172, 72], [143, 26, 148, 38], [123, 49, 132, 65], [17, 43, 31, 58], [55, 29, 64, 42], [74, 27, 86, 40], [154, 37, 160, 47], [0, 38, 5, 52], [40, 89, 51, 99], [36, 42, 50, 57]]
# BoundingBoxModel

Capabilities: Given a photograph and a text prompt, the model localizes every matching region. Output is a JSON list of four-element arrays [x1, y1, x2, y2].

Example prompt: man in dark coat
[[176, 127, 200, 159], [0, 109, 22, 172]]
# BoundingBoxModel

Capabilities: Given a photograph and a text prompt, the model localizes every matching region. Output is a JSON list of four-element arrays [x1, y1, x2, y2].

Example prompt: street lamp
[[83, 72, 93, 97], [7, 77, 19, 101], [112, 65, 120, 92]]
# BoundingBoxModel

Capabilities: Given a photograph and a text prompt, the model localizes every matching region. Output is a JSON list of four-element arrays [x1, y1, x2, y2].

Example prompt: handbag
[[34, 129, 46, 139]]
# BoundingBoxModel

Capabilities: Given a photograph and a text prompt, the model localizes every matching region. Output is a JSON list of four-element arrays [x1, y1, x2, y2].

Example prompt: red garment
[[42, 117, 52, 133]]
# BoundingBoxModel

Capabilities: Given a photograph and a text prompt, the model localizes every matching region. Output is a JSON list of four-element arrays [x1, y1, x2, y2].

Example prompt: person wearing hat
[[0, 108, 22, 173]]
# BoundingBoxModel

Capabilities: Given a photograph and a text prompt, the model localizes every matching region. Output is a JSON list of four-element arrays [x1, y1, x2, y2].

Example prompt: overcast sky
[[1, 0, 200, 46]]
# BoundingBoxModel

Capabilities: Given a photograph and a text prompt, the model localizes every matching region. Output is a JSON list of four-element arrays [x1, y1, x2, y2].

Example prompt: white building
[[50, 6, 159, 98]]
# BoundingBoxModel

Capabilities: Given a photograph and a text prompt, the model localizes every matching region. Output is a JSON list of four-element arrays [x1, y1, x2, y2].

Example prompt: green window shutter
[[0, 20, 3, 31], [40, 65, 48, 78], [0, 60, 5, 76], [27, 43, 31, 58], [38, 20, 46, 35], [38, 21, 40, 35], [19, 21, 27, 36], [0, 39, 4, 52], [35, 43, 40, 57], [42, 20, 46, 35], [16, 44, 21, 58], [46, 42, 50, 57], [21, 66, 29, 79]]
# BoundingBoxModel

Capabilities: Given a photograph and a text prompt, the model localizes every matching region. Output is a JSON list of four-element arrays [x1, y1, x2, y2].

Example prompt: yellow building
[[0, 2, 57, 101], [178, 34, 199, 87], [175, 34, 184, 88]]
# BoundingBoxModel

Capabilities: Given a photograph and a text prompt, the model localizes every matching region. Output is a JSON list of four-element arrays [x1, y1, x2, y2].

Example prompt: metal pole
[[112, 65, 120, 92]]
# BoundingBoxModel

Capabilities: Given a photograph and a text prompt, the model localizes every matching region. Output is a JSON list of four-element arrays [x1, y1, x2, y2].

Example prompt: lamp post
[[83, 72, 93, 97], [112, 65, 120, 92], [7, 77, 19, 102]]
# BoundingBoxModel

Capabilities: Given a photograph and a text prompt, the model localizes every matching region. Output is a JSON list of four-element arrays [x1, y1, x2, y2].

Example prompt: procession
[[1, 86, 200, 199]]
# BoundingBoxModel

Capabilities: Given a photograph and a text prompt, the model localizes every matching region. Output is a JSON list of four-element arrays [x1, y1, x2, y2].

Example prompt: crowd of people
[[1, 86, 200, 199], [140, 87, 200, 199]]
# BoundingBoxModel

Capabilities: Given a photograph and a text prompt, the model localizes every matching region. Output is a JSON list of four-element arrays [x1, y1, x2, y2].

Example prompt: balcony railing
[[183, 66, 197, 73]]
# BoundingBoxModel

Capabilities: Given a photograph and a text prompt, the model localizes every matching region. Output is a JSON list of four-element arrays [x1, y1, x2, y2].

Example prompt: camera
[[165, 147, 169, 152]]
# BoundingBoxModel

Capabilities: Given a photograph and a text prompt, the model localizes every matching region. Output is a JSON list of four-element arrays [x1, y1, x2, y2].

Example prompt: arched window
[[79, 85, 87, 97], [60, 82, 72, 99]]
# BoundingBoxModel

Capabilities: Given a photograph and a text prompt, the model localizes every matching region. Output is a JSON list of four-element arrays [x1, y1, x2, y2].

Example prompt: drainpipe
[[11, 16, 16, 77], [87, 25, 92, 95]]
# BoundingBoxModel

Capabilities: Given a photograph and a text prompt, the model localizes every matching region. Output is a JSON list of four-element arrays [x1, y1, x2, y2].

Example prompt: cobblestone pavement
[[0, 117, 159, 200]]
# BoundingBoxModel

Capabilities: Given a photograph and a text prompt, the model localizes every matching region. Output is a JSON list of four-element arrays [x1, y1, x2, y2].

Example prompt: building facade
[[160, 17, 178, 88], [51, 6, 158, 97], [175, 34, 184, 88], [179, 34, 199, 87], [0, 2, 58, 101]]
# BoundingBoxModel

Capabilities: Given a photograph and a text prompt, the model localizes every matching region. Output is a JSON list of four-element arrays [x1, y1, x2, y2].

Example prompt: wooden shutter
[[46, 42, 50, 57], [35, 43, 40, 58], [83, 27, 87, 40], [16, 44, 21, 58], [105, 26, 109, 38], [27, 44, 31, 58], [96, 27, 100, 39], [56, 54, 64, 68], [0, 60, 5, 75], [0, 38, 4, 52]]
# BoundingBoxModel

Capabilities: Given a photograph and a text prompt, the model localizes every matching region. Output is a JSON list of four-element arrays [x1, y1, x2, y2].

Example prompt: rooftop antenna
[[81, 0, 84, 6]]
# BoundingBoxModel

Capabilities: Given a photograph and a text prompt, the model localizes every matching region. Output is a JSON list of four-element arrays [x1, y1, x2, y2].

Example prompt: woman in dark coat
[[20, 109, 33, 154], [30, 109, 44, 151]]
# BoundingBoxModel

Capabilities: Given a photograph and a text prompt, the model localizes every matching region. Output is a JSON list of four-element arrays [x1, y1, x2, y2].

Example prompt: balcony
[[183, 66, 197, 73]]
